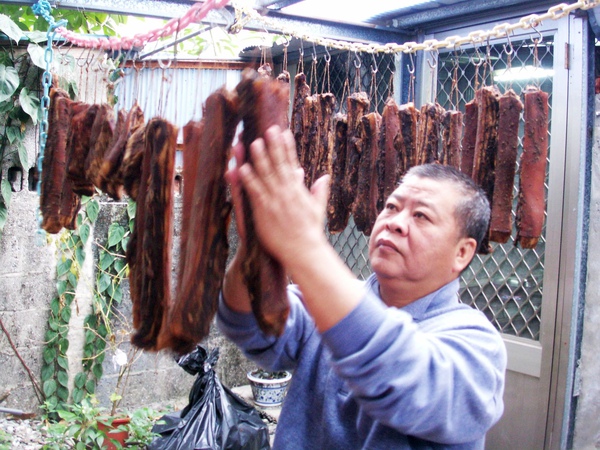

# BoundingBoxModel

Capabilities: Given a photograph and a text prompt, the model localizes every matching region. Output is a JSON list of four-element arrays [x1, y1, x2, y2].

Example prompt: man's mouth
[[376, 238, 399, 253]]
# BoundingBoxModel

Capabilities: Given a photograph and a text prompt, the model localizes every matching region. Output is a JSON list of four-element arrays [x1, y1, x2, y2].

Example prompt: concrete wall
[[572, 95, 600, 449]]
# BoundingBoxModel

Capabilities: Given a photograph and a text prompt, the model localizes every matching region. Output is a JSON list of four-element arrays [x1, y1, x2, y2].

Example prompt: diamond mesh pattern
[[303, 39, 552, 341]]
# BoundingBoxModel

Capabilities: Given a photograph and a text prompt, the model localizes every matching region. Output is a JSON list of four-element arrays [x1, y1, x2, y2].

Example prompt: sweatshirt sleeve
[[216, 285, 316, 372], [321, 284, 507, 445]]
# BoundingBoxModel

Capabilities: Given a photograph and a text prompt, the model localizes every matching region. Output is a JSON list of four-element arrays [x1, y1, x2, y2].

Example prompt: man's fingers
[[311, 174, 331, 220]]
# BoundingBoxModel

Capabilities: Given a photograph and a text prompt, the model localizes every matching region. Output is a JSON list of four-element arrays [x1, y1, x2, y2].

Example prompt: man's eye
[[414, 212, 428, 220], [386, 203, 397, 211]]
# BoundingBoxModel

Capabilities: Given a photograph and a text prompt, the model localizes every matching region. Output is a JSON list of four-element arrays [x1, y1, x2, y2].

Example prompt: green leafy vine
[[41, 196, 99, 415]]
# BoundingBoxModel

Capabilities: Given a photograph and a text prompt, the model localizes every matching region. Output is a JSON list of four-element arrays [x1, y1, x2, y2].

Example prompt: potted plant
[[246, 369, 292, 407]]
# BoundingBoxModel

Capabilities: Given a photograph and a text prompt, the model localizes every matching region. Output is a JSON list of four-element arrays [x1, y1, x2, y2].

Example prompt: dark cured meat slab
[[66, 104, 99, 196], [490, 89, 523, 244], [516, 86, 549, 249], [379, 98, 401, 206], [441, 110, 463, 169], [460, 99, 478, 178], [122, 124, 146, 201], [236, 68, 290, 336], [85, 104, 116, 190], [353, 112, 381, 236], [129, 118, 177, 350], [291, 73, 310, 164], [415, 102, 445, 165], [343, 92, 369, 211], [472, 86, 500, 254], [301, 95, 319, 187], [314, 93, 336, 182], [160, 89, 238, 354], [327, 114, 349, 233], [395, 103, 419, 174]]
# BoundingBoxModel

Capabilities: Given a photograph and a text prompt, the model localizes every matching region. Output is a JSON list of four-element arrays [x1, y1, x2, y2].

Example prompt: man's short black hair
[[402, 164, 491, 250]]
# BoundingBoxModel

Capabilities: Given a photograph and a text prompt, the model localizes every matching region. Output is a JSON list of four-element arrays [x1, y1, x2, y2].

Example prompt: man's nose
[[386, 210, 409, 235]]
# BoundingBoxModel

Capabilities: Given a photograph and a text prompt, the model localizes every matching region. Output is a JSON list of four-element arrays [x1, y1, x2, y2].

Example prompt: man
[[218, 125, 506, 449]]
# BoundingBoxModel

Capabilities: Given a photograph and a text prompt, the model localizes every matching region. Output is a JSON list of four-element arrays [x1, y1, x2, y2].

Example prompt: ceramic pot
[[247, 371, 292, 407], [97, 416, 130, 450]]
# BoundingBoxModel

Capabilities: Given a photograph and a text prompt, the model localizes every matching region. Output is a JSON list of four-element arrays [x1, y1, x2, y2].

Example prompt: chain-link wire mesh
[[292, 38, 552, 341]]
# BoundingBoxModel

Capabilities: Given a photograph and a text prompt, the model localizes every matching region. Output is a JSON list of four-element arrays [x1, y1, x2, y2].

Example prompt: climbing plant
[[73, 199, 135, 411], [40, 196, 99, 415]]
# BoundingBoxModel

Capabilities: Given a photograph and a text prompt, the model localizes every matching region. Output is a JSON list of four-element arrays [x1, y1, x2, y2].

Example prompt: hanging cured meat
[[98, 102, 145, 200], [490, 89, 523, 244], [472, 86, 500, 254], [395, 102, 420, 173], [85, 104, 116, 190], [301, 95, 320, 186], [441, 110, 463, 169], [160, 88, 238, 354], [66, 104, 99, 196], [379, 98, 401, 205], [460, 98, 478, 178], [416, 102, 445, 165], [121, 122, 147, 201], [353, 112, 381, 236], [314, 93, 336, 182], [343, 92, 370, 211], [516, 86, 549, 249], [291, 73, 311, 163], [327, 114, 349, 233], [129, 118, 177, 350], [236, 68, 290, 336], [40, 88, 81, 233]]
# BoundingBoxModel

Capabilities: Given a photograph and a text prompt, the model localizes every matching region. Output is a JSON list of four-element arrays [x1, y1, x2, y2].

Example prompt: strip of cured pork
[[85, 104, 116, 190], [343, 92, 370, 211], [472, 86, 500, 254], [353, 112, 381, 236], [159, 89, 239, 354], [327, 114, 349, 233], [314, 93, 336, 182], [441, 110, 463, 169], [66, 104, 99, 196], [301, 95, 320, 186], [415, 102, 445, 165], [379, 98, 401, 205], [395, 102, 419, 174], [40, 88, 80, 233], [516, 86, 549, 249], [235, 68, 290, 336], [460, 98, 478, 178], [291, 73, 310, 163], [121, 123, 147, 201], [98, 102, 145, 200], [489, 89, 523, 243], [129, 118, 177, 350]]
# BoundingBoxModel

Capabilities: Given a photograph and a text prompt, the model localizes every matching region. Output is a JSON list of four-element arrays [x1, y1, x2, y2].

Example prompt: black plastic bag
[[149, 346, 271, 450]]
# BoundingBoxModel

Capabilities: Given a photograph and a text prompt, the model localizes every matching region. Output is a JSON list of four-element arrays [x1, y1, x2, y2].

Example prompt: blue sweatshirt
[[217, 275, 507, 449]]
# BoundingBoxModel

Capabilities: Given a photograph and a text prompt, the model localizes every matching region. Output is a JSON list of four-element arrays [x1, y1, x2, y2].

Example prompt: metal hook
[[311, 41, 317, 63], [324, 45, 331, 63], [406, 51, 415, 74], [503, 31, 514, 56], [370, 52, 378, 74], [354, 51, 361, 69], [282, 35, 290, 47], [471, 45, 484, 67], [158, 57, 172, 69], [426, 50, 438, 70], [299, 39, 304, 57], [531, 23, 543, 46]]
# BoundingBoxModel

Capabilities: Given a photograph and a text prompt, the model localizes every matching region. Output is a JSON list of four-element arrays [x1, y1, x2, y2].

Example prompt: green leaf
[[43, 346, 56, 364], [57, 355, 69, 370], [74, 372, 87, 389], [19, 87, 40, 124], [75, 246, 86, 267], [56, 280, 67, 296], [59, 338, 69, 353], [45, 329, 58, 343], [56, 386, 69, 401], [0, 14, 25, 44], [98, 272, 111, 293], [86, 199, 100, 222], [5, 125, 21, 144], [17, 142, 28, 169], [50, 297, 60, 316], [49, 319, 59, 331], [0, 64, 19, 103], [72, 387, 84, 404], [1, 179, 12, 208], [107, 223, 125, 247], [92, 363, 103, 380], [0, 202, 7, 232], [61, 306, 72, 323], [41, 364, 54, 382], [25, 31, 48, 44], [26, 42, 46, 69], [99, 252, 115, 271], [79, 223, 90, 245], [85, 379, 96, 394], [67, 272, 78, 290], [43, 379, 57, 397], [122, 236, 130, 251], [57, 370, 69, 387], [57, 258, 72, 277], [112, 285, 123, 303], [127, 200, 136, 219]]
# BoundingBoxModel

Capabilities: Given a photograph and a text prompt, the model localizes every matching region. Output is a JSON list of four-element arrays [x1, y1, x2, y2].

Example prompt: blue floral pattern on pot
[[247, 371, 292, 407]]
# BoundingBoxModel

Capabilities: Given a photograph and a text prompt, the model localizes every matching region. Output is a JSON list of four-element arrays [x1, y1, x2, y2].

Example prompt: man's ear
[[453, 237, 477, 274]]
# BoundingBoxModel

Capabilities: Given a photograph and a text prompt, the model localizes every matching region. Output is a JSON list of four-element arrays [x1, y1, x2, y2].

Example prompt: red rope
[[55, 0, 231, 50]]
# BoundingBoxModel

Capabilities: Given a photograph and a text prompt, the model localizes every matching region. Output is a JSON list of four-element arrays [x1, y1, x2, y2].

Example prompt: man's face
[[368, 175, 469, 296]]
